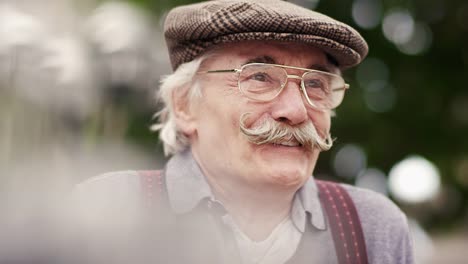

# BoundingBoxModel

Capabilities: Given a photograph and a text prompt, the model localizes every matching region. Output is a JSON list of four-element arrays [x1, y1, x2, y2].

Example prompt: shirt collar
[[165, 149, 214, 214], [165, 149, 326, 231], [291, 179, 326, 231]]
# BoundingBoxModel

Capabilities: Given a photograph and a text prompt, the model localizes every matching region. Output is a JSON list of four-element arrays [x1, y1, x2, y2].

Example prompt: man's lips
[[271, 140, 302, 147]]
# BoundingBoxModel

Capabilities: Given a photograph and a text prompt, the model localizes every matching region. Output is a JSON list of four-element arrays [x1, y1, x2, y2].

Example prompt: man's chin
[[263, 169, 308, 189], [254, 153, 315, 187]]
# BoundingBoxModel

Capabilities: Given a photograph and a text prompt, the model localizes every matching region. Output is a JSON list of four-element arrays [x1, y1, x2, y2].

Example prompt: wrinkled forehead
[[200, 41, 337, 72]]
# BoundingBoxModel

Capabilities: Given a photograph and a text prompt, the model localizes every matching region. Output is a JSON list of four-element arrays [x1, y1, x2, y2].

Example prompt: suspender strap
[[138, 171, 368, 263], [138, 170, 167, 208], [316, 180, 369, 264]]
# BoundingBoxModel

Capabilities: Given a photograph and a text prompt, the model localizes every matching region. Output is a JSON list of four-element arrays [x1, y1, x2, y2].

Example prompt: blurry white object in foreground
[[0, 5, 47, 49]]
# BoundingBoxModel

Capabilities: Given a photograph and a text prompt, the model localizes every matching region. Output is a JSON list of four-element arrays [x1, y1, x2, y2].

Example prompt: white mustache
[[239, 113, 333, 152]]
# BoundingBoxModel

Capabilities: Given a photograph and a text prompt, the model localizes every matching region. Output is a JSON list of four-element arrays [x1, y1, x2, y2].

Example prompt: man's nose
[[270, 77, 308, 125]]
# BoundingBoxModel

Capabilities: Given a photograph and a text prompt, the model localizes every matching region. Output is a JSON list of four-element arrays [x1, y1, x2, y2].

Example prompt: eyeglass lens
[[238, 64, 345, 109]]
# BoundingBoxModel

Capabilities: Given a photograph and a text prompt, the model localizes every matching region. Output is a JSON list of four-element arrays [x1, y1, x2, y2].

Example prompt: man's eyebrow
[[244, 56, 335, 73], [308, 63, 333, 73], [244, 56, 276, 65]]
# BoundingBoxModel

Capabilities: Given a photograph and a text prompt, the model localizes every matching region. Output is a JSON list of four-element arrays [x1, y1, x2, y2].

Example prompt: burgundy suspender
[[138, 171, 368, 264], [316, 180, 369, 264], [138, 170, 165, 208]]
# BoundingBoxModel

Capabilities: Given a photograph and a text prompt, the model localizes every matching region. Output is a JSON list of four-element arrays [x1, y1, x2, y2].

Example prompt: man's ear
[[172, 86, 197, 136]]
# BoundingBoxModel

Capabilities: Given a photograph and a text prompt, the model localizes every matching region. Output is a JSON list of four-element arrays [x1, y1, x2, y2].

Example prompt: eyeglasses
[[199, 63, 349, 110]]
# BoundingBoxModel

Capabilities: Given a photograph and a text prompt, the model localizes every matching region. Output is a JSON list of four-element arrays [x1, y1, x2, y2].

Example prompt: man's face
[[183, 41, 333, 192]]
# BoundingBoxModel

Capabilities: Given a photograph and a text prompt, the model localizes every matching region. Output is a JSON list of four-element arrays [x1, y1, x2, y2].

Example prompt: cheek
[[222, 81, 241, 97], [308, 110, 331, 135], [201, 96, 243, 135]]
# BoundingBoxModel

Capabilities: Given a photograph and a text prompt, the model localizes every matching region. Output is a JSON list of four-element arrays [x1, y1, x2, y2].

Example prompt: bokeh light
[[397, 22, 432, 55], [388, 155, 441, 204], [382, 9, 432, 55], [351, 0, 382, 29], [382, 9, 415, 45], [333, 144, 367, 179], [356, 57, 390, 87], [356, 58, 395, 113], [363, 80, 396, 113], [355, 168, 388, 195]]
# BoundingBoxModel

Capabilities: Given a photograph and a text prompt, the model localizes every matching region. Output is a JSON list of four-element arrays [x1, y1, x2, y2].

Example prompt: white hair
[[151, 56, 206, 156]]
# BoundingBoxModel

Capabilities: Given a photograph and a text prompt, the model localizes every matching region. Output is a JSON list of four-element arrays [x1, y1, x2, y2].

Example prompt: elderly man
[[74, 0, 414, 263]]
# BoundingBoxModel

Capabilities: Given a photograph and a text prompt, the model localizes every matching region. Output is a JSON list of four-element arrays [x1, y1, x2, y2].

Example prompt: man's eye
[[305, 79, 325, 89], [250, 72, 270, 82]]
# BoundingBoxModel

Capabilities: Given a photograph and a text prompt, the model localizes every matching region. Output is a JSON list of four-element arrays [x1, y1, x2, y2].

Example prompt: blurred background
[[0, 0, 467, 263]]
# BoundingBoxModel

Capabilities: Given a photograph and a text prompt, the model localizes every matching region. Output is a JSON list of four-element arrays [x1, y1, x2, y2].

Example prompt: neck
[[206, 175, 297, 241]]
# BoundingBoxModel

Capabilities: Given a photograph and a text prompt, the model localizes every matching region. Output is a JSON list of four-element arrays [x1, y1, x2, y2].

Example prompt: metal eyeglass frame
[[198, 62, 350, 110]]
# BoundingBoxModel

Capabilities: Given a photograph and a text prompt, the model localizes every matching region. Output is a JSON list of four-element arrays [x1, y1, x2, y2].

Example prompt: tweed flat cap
[[164, 0, 368, 70]]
